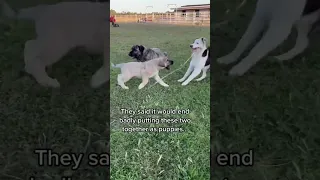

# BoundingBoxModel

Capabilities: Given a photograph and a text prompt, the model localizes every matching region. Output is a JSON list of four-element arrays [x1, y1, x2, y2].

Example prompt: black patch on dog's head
[[138, 45, 145, 53], [201, 37, 207, 46], [128, 45, 145, 61]]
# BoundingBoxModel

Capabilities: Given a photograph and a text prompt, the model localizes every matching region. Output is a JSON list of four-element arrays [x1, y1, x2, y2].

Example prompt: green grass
[[110, 23, 210, 179], [212, 0, 320, 179], [0, 1, 108, 179]]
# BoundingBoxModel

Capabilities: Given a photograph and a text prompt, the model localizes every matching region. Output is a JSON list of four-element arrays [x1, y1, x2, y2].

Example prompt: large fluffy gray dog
[[217, 0, 320, 76], [128, 45, 168, 62], [1, 1, 109, 88]]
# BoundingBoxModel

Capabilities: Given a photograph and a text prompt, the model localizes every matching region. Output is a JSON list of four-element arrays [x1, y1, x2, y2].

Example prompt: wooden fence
[[114, 13, 210, 26]]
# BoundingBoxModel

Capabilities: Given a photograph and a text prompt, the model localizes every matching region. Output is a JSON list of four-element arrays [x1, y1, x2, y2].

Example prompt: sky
[[110, 0, 210, 13]]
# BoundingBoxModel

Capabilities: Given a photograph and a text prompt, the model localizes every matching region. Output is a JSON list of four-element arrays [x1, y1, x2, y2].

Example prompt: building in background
[[173, 4, 210, 19], [170, 4, 210, 25], [114, 3, 210, 26]]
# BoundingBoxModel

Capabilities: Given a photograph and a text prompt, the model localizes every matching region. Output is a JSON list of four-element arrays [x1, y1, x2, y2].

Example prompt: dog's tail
[[1, 0, 46, 20], [111, 63, 123, 68]]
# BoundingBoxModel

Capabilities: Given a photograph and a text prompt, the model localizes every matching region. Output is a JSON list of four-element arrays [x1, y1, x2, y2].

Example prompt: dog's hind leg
[[181, 68, 202, 86], [275, 11, 320, 61], [196, 65, 210, 81], [91, 65, 109, 88], [228, 0, 306, 76], [178, 65, 193, 82], [217, 10, 266, 64], [117, 74, 129, 89], [138, 76, 149, 89], [24, 40, 60, 87], [91, 44, 110, 88], [229, 20, 294, 76]]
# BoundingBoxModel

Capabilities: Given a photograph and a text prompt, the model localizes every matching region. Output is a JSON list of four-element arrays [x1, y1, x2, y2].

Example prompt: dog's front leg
[[181, 68, 202, 86], [117, 74, 129, 89], [217, 11, 266, 65], [229, 20, 293, 76], [138, 76, 149, 89], [178, 65, 193, 82], [154, 74, 169, 87]]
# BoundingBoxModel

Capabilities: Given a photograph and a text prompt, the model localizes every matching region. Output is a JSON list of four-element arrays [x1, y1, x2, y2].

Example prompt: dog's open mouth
[[192, 47, 199, 51]]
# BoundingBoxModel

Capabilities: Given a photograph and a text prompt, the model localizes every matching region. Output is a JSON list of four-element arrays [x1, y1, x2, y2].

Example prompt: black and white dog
[[217, 0, 320, 76], [128, 45, 168, 62], [178, 38, 210, 86]]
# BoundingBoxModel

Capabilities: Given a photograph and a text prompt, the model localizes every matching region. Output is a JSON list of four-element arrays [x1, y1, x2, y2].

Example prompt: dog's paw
[[181, 82, 189, 86], [40, 78, 60, 88], [217, 54, 237, 65], [177, 78, 185, 82], [273, 54, 291, 61], [138, 84, 145, 89], [163, 84, 169, 87], [228, 63, 249, 76], [50, 79, 60, 88], [195, 78, 204, 81], [123, 86, 129, 89]]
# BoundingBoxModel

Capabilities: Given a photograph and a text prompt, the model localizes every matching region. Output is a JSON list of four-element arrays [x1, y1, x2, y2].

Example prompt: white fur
[[178, 38, 210, 86], [217, 0, 320, 76]]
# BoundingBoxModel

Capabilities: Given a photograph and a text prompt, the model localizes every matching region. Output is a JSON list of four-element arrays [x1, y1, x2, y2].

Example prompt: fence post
[[193, 10, 195, 25]]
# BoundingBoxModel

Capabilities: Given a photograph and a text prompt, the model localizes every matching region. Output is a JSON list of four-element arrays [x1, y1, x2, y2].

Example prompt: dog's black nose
[[190, 45, 193, 48], [169, 60, 174, 65]]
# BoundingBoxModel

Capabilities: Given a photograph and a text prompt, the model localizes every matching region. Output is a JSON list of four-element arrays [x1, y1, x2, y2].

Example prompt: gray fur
[[128, 45, 168, 62]]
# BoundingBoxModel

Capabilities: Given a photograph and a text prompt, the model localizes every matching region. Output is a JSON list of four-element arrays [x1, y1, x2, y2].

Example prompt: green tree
[[110, 9, 116, 15]]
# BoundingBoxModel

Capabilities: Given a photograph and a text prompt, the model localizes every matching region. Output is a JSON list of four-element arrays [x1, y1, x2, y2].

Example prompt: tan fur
[[113, 57, 172, 89]]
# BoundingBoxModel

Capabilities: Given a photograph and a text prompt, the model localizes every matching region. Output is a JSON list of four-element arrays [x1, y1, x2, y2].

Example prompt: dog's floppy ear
[[201, 37, 207, 45], [138, 45, 145, 53], [202, 48, 209, 57], [158, 57, 168, 67]]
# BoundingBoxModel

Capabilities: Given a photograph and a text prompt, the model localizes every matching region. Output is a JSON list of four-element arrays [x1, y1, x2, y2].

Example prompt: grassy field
[[0, 0, 109, 179], [212, 0, 320, 179], [110, 23, 210, 179]]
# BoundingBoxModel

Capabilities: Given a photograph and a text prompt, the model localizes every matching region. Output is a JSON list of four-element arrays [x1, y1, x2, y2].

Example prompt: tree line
[[110, 9, 174, 15]]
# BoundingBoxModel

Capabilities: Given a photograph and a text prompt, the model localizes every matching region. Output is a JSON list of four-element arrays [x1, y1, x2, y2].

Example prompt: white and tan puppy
[[217, 0, 320, 76], [112, 57, 174, 89], [1, 1, 109, 88], [178, 37, 210, 86]]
